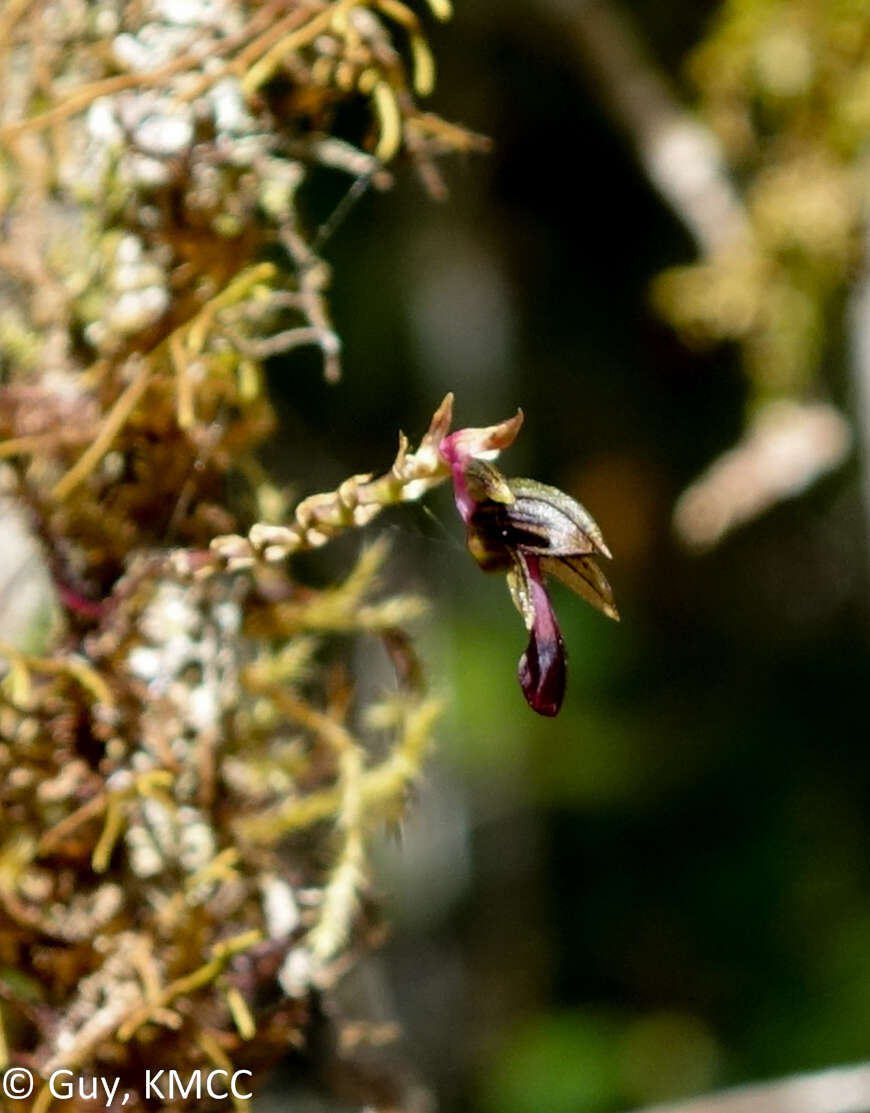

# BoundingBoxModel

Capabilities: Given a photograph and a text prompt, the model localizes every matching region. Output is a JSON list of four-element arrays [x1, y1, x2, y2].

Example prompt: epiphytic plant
[[0, 3, 611, 1110]]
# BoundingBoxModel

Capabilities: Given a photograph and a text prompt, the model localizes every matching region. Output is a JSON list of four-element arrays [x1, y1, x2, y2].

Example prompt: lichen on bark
[[0, 2, 477, 1109]]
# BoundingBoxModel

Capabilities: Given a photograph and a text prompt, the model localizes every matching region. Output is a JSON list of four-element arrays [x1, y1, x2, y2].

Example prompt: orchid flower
[[439, 409, 618, 717]]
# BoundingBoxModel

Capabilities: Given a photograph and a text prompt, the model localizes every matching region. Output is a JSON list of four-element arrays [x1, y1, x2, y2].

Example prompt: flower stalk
[[215, 394, 618, 716]]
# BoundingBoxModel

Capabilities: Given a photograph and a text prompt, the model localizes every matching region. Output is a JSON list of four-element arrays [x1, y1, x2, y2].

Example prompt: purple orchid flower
[[439, 408, 618, 717]]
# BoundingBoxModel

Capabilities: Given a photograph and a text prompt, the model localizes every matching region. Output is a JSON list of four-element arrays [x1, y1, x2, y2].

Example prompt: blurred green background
[[265, 1, 870, 1110]]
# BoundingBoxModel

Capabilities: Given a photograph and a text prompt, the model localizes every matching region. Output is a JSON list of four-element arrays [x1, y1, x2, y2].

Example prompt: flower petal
[[505, 478, 612, 558], [464, 458, 515, 505], [515, 555, 566, 717], [541, 554, 620, 621], [506, 556, 535, 628], [440, 409, 524, 523], [442, 408, 524, 465]]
